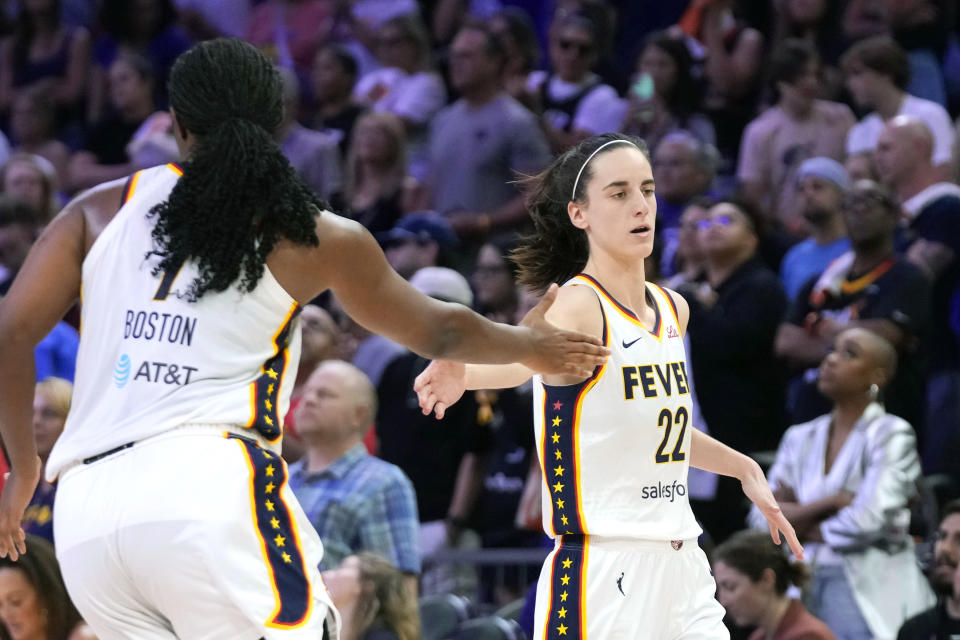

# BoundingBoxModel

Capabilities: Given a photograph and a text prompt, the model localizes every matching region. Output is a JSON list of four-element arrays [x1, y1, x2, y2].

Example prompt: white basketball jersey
[[46, 164, 302, 481], [533, 275, 701, 541]]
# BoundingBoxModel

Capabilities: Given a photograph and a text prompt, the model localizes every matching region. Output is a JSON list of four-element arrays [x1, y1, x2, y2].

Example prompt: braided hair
[[147, 38, 324, 300]]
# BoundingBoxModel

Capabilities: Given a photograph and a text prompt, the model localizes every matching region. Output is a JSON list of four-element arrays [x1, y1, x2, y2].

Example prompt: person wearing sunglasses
[[526, 13, 622, 153], [681, 198, 790, 544]]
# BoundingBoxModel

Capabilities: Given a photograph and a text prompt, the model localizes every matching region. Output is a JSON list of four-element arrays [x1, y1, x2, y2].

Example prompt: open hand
[[518, 284, 609, 376], [414, 360, 466, 419], [742, 469, 804, 560], [0, 458, 41, 561]]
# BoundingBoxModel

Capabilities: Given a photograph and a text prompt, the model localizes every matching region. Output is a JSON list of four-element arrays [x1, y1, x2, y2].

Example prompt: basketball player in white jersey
[[0, 39, 608, 640], [414, 134, 803, 639]]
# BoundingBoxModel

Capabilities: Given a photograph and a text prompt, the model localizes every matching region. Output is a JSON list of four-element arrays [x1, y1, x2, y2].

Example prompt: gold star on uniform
[[266, 368, 278, 380], [554, 465, 564, 476], [262, 450, 272, 458], [552, 416, 562, 427], [265, 465, 275, 477], [560, 591, 568, 602], [551, 433, 560, 443], [274, 534, 286, 547], [265, 399, 273, 412], [265, 482, 275, 494], [561, 574, 570, 586], [554, 450, 562, 460], [557, 624, 568, 635], [562, 558, 573, 569], [267, 383, 275, 395], [265, 500, 275, 511], [264, 415, 274, 426], [561, 515, 569, 526], [270, 517, 280, 529], [557, 607, 567, 619], [282, 552, 292, 563], [552, 481, 564, 493], [556, 499, 565, 509]]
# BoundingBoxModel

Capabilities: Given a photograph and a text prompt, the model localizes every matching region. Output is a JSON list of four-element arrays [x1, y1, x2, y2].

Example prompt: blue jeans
[[805, 565, 873, 640]]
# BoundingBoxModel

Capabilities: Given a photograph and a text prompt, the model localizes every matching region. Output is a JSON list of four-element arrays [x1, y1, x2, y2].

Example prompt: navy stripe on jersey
[[541, 309, 607, 535], [575, 273, 661, 336], [542, 535, 588, 639], [232, 434, 312, 628], [248, 304, 300, 442]]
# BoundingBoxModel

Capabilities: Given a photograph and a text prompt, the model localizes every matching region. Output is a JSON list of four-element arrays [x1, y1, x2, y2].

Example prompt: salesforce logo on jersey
[[640, 480, 687, 503]]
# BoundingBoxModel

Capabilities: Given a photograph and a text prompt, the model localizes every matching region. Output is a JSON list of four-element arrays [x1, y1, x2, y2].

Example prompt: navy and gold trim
[[573, 274, 662, 339], [247, 303, 301, 442], [541, 535, 589, 639], [232, 434, 313, 629], [119, 170, 143, 209], [540, 306, 608, 536]]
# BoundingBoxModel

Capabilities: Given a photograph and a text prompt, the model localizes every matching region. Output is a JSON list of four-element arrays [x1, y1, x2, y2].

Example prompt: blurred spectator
[[323, 553, 420, 640], [0, 534, 95, 640], [353, 15, 446, 135], [311, 45, 365, 157], [842, 36, 954, 180], [89, 0, 191, 122], [0, 0, 91, 117], [681, 0, 765, 167], [246, 0, 333, 72], [69, 54, 168, 192], [23, 377, 71, 544], [288, 360, 420, 585], [897, 499, 960, 640], [426, 23, 550, 254], [0, 130, 8, 167], [324, 0, 420, 80], [277, 66, 342, 202], [779, 158, 852, 301], [622, 31, 716, 153], [0, 195, 37, 294], [526, 12, 622, 152], [375, 267, 489, 597], [488, 8, 541, 108], [1, 153, 60, 224], [173, 0, 252, 40], [776, 179, 929, 436], [8, 84, 69, 185], [34, 316, 78, 383], [681, 198, 787, 543], [379, 211, 457, 280], [714, 529, 835, 640], [282, 303, 340, 462], [345, 112, 415, 234], [875, 116, 960, 479], [652, 132, 719, 260], [665, 199, 712, 289], [472, 240, 518, 323], [737, 39, 855, 231], [844, 150, 879, 183], [752, 328, 934, 639], [772, 0, 847, 69]]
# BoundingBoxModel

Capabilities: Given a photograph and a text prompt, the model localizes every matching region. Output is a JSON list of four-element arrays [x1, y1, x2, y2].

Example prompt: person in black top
[[775, 179, 930, 432], [311, 45, 366, 158], [680, 197, 788, 543], [898, 499, 960, 640]]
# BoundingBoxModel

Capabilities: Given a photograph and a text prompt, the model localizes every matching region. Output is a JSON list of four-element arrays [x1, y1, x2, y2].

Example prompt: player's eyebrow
[[602, 180, 629, 189]]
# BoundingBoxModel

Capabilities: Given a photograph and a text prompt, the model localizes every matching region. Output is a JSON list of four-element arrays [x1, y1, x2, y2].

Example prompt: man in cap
[[779, 158, 852, 301], [379, 211, 457, 279]]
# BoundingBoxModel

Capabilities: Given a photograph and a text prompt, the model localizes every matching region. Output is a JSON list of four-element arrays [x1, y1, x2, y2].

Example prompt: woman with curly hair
[[0, 38, 606, 639], [325, 553, 419, 640]]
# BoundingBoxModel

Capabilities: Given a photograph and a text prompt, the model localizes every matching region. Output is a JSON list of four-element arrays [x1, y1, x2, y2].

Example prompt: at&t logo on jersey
[[114, 354, 131, 388]]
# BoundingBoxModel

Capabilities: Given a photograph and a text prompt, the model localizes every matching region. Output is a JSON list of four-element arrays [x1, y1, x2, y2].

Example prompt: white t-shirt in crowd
[[353, 68, 447, 126], [526, 70, 625, 135], [846, 94, 955, 166]]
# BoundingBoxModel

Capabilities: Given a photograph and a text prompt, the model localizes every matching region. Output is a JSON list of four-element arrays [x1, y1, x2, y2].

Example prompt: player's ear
[[568, 200, 588, 231]]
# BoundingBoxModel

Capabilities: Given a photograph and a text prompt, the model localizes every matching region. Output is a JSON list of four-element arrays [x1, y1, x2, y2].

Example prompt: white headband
[[570, 139, 639, 201]]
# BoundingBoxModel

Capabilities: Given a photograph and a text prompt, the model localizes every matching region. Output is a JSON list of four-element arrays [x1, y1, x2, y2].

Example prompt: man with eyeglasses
[[775, 179, 930, 432], [875, 115, 960, 481]]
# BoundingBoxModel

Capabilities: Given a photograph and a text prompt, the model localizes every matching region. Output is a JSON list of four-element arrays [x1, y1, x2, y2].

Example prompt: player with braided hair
[[0, 38, 607, 639]]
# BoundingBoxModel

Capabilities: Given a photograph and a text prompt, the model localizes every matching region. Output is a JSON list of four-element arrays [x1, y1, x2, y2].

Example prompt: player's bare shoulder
[[51, 177, 128, 255], [544, 282, 605, 341]]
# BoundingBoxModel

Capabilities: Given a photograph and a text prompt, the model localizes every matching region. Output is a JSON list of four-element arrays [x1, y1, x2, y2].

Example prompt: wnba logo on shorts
[[114, 354, 132, 388]]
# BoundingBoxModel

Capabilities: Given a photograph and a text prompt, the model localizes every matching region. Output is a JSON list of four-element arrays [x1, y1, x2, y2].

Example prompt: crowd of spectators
[[4, 0, 960, 639]]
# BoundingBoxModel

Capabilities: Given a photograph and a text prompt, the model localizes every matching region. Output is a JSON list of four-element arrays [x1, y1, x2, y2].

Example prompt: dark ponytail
[[713, 530, 810, 595], [512, 133, 648, 294], [147, 38, 324, 300]]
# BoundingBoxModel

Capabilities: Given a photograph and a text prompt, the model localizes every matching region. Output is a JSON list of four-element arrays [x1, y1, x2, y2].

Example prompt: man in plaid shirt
[[288, 360, 420, 592]]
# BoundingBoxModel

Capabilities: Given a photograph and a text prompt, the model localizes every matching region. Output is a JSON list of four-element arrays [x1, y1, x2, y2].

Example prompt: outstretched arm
[[690, 429, 804, 559]]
